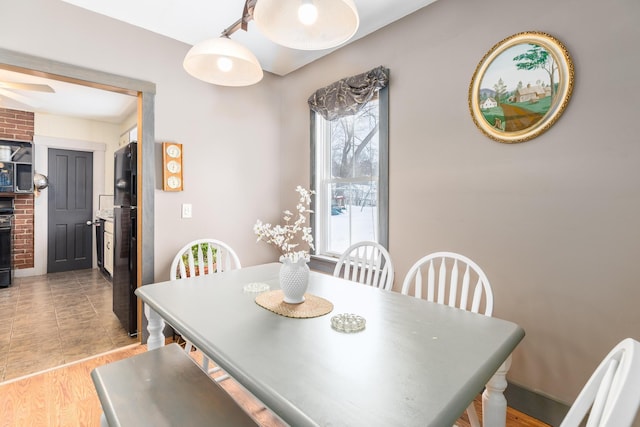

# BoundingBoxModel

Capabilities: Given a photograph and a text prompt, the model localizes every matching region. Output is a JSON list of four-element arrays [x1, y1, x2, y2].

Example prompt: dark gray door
[[48, 148, 93, 273]]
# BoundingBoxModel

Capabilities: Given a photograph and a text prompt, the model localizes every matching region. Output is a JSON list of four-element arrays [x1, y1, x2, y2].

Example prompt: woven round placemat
[[255, 290, 333, 318]]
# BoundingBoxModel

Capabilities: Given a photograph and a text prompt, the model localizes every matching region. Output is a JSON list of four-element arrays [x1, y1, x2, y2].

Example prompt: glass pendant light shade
[[253, 0, 359, 51], [183, 37, 264, 87]]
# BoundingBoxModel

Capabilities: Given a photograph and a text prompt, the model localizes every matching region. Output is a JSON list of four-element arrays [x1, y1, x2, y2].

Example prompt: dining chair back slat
[[218, 245, 237, 272], [459, 265, 471, 311], [437, 258, 447, 305], [351, 250, 364, 283], [205, 244, 215, 273], [402, 251, 493, 316], [471, 279, 484, 314], [446, 259, 459, 307], [333, 241, 394, 291]]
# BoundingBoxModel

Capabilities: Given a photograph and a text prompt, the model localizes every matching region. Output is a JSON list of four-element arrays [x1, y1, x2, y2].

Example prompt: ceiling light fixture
[[183, 0, 360, 86], [183, 1, 263, 87], [253, 0, 359, 50]]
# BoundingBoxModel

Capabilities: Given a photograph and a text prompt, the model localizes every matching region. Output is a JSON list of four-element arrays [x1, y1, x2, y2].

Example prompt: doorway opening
[[0, 47, 155, 382]]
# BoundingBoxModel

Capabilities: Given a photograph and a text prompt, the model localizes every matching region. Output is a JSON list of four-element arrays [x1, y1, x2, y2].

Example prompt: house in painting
[[480, 97, 497, 109], [514, 84, 551, 103]]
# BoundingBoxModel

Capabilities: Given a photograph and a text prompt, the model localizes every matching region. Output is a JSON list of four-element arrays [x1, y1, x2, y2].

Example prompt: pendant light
[[183, 37, 263, 87], [183, 0, 262, 87], [182, 0, 360, 87], [253, 0, 359, 51]]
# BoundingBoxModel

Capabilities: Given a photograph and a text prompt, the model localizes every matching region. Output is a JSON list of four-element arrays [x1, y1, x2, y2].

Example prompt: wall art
[[468, 32, 574, 143]]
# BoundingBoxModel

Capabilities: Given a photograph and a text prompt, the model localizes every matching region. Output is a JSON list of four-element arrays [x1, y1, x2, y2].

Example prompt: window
[[309, 67, 389, 259]]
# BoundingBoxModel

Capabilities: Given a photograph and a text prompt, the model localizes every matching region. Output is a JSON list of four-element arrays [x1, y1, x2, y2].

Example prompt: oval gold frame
[[468, 31, 574, 143]]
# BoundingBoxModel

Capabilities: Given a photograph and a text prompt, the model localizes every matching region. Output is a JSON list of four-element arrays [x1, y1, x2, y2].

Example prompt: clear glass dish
[[331, 313, 366, 333], [243, 282, 270, 293]]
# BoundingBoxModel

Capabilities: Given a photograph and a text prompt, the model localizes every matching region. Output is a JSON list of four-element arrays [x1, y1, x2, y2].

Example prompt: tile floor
[[0, 268, 138, 382]]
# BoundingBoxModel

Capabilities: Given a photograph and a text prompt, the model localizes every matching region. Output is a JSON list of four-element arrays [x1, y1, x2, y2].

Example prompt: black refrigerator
[[113, 142, 138, 336]]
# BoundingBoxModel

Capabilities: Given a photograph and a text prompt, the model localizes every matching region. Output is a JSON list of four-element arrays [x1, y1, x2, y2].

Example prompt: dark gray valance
[[307, 66, 389, 121]]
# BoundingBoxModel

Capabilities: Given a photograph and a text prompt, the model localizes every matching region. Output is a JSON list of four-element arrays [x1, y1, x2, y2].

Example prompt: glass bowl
[[243, 282, 270, 293], [330, 313, 366, 333]]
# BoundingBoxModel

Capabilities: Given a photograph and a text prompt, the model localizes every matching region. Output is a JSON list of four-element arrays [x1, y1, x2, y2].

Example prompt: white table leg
[[144, 303, 165, 350], [482, 354, 512, 427]]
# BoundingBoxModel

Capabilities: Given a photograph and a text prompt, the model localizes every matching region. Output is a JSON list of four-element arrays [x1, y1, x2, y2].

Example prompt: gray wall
[[2, 0, 639, 419], [278, 0, 640, 411], [0, 0, 284, 282]]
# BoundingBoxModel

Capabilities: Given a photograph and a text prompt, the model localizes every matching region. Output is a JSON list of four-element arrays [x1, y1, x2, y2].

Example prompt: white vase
[[279, 256, 310, 304]]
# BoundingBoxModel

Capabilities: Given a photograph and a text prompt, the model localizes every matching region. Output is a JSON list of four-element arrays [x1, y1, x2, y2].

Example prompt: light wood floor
[[0, 343, 551, 427]]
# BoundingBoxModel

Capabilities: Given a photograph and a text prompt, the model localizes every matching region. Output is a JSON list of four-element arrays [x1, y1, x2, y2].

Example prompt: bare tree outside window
[[319, 98, 379, 255], [331, 101, 379, 180], [309, 66, 389, 260]]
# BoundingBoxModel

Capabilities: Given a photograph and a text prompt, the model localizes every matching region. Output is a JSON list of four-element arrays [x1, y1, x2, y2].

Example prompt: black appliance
[[0, 197, 14, 287], [113, 142, 138, 336]]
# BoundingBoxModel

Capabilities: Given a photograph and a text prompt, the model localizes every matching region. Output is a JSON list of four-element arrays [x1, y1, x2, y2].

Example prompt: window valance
[[307, 66, 389, 121]]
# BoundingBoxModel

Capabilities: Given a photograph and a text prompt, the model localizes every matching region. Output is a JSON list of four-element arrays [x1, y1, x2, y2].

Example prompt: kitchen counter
[[96, 210, 113, 221]]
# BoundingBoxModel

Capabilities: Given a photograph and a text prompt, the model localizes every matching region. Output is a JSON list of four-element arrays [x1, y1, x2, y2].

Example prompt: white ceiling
[[0, 0, 437, 123], [60, 0, 437, 77], [0, 68, 137, 124]]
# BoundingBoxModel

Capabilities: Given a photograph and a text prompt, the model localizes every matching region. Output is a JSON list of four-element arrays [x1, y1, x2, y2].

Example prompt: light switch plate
[[181, 203, 192, 218]]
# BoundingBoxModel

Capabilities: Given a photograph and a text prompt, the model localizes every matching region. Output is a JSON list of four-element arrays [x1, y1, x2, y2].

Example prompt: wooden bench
[[91, 343, 259, 427]]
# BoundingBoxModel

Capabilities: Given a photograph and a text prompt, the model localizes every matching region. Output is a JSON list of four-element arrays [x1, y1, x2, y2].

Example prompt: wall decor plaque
[[162, 142, 183, 191], [469, 31, 574, 143]]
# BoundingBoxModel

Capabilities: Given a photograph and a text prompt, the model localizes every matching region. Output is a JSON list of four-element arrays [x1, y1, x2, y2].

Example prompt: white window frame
[[310, 86, 389, 269]]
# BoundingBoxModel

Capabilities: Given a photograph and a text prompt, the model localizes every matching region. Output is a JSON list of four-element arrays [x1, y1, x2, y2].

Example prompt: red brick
[[2, 109, 35, 271]]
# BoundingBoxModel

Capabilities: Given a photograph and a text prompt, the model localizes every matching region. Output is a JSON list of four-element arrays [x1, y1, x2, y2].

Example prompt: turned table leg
[[144, 304, 165, 350], [482, 355, 512, 427]]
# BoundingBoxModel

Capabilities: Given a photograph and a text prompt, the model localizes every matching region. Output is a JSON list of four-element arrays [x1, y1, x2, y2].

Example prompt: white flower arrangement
[[254, 186, 315, 263]]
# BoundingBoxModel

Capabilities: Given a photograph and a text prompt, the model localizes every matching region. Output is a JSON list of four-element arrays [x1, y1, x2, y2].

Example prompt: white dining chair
[[170, 238, 241, 280], [559, 338, 640, 427], [401, 251, 493, 316], [333, 241, 394, 291], [169, 238, 242, 381], [401, 251, 494, 427]]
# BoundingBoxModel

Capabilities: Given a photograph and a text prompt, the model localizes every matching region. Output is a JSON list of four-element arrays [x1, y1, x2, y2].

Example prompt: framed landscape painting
[[468, 32, 574, 143]]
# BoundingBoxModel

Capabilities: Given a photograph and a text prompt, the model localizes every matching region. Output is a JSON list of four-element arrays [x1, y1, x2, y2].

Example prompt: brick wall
[[13, 196, 34, 269], [0, 108, 34, 141], [0, 108, 35, 270]]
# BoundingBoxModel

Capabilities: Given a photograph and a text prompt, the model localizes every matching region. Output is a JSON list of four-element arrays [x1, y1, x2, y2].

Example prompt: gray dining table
[[136, 262, 524, 427]]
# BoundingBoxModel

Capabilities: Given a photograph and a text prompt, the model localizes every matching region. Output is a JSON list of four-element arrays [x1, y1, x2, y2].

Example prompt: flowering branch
[[254, 186, 315, 262]]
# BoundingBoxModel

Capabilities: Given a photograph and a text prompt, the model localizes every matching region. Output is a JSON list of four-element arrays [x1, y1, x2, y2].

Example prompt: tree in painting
[[513, 44, 557, 99], [493, 78, 508, 106]]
